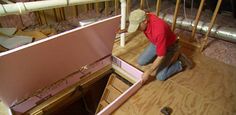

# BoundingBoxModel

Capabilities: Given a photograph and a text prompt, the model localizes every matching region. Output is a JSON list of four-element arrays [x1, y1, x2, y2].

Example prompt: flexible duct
[[159, 13, 236, 43]]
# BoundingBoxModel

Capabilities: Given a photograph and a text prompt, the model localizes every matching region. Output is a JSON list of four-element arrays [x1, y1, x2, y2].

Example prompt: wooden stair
[[96, 73, 132, 113]]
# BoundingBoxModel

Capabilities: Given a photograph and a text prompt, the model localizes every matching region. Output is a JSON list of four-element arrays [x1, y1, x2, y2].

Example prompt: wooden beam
[[42, 11, 48, 25], [19, 15, 24, 27], [96, 3, 99, 16], [35, 11, 42, 25], [105, 1, 109, 16], [191, 0, 205, 40], [75, 5, 79, 17], [53, 9, 58, 22], [58, 8, 65, 21], [171, 0, 181, 31], [115, 0, 119, 15], [59, 8, 63, 21], [88, 3, 93, 11], [200, 0, 222, 51], [62, 8, 66, 20], [140, 0, 145, 9], [127, 0, 131, 16], [84, 4, 88, 13], [156, 0, 161, 16], [54, 8, 62, 21]]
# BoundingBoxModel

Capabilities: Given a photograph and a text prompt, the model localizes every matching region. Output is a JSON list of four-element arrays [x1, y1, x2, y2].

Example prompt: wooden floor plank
[[112, 32, 236, 115], [170, 53, 236, 113]]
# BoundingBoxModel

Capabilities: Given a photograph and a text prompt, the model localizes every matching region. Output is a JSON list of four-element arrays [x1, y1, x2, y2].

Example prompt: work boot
[[179, 53, 193, 70]]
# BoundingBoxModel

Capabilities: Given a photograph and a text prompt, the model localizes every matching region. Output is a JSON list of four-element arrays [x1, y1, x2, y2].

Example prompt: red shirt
[[144, 13, 176, 56]]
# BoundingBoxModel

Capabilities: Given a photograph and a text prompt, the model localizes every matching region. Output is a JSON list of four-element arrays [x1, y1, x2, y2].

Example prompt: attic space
[[0, 0, 236, 115]]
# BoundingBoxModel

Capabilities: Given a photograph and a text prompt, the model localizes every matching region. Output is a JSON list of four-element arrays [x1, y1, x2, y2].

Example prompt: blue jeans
[[138, 43, 183, 81]]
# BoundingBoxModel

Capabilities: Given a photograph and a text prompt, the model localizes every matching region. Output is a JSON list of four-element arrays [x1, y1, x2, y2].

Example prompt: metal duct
[[159, 13, 236, 43]]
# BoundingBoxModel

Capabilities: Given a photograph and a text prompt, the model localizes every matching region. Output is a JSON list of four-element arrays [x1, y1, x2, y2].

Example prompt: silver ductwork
[[159, 13, 236, 43]]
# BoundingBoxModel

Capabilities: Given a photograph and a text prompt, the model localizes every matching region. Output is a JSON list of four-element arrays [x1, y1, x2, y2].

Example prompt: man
[[120, 9, 192, 84]]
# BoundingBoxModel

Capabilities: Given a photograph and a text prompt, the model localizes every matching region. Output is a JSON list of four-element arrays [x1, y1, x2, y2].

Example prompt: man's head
[[128, 9, 148, 33]]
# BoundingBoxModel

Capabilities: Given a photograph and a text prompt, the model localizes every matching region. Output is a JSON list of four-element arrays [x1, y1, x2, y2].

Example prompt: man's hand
[[141, 70, 151, 84], [141, 56, 164, 85]]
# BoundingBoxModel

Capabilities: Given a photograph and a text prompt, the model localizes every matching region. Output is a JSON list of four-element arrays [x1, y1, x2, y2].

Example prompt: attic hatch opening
[[24, 70, 133, 115], [46, 73, 111, 115]]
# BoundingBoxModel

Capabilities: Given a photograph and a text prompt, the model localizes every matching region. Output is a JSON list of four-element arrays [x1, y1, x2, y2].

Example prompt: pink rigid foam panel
[[112, 56, 142, 81], [0, 15, 121, 109], [12, 56, 112, 113]]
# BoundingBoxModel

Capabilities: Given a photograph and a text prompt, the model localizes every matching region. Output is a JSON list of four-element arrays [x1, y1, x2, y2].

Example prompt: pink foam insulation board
[[0, 15, 121, 108]]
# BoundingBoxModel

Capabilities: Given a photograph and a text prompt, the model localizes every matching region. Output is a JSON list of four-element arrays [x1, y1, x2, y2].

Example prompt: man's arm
[[141, 56, 164, 84], [141, 33, 167, 84]]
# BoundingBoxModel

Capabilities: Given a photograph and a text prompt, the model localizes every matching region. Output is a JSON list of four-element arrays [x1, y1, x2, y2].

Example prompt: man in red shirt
[[124, 9, 192, 84]]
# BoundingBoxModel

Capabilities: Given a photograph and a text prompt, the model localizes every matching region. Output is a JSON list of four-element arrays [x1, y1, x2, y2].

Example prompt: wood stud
[[84, 4, 88, 13], [140, 0, 144, 9], [200, 0, 222, 51], [19, 15, 24, 27], [42, 11, 48, 25], [171, 0, 181, 31], [36, 11, 42, 25], [105, 1, 109, 16], [115, 0, 119, 15], [53, 9, 58, 22], [191, 0, 205, 40], [127, 0, 131, 16], [75, 6, 79, 17], [156, 0, 161, 16], [96, 3, 99, 16]]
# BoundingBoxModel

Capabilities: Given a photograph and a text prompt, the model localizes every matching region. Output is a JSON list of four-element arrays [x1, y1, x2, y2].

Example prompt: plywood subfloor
[[112, 32, 236, 115]]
